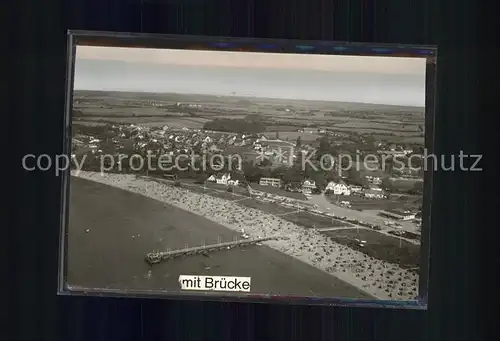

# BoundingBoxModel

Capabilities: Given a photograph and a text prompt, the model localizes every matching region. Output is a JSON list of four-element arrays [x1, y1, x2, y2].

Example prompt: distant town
[[69, 90, 426, 300], [72, 91, 424, 233]]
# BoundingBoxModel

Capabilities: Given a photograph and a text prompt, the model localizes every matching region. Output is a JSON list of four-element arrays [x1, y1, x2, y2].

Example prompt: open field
[[323, 229, 420, 270], [333, 120, 420, 132], [68, 177, 371, 298], [260, 131, 322, 142], [326, 126, 420, 136], [74, 117, 208, 129], [74, 90, 424, 111], [73, 90, 424, 143]]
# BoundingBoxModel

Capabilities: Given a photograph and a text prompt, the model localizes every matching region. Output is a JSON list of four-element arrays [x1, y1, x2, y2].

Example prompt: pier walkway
[[315, 226, 366, 232], [145, 236, 281, 264]]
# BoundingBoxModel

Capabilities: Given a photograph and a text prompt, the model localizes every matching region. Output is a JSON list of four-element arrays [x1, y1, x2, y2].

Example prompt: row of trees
[[72, 123, 120, 139], [203, 118, 266, 133]]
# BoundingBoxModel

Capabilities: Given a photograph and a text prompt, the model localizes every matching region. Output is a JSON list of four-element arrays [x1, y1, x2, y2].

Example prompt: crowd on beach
[[71, 171, 419, 300]]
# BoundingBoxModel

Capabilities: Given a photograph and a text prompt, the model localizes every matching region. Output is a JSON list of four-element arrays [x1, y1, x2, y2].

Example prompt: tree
[[317, 136, 330, 155], [194, 174, 208, 184], [192, 143, 202, 155], [261, 167, 272, 178], [325, 171, 341, 183], [409, 181, 424, 194], [203, 118, 266, 133], [383, 157, 394, 174], [283, 167, 303, 185], [347, 169, 365, 186], [364, 135, 375, 144], [258, 157, 272, 167], [408, 155, 423, 169], [242, 162, 263, 183], [296, 136, 302, 149], [271, 166, 287, 179], [311, 171, 326, 190], [381, 177, 393, 192], [316, 136, 339, 162]]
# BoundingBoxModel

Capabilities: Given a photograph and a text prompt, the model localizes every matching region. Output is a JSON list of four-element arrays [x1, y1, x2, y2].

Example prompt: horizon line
[[73, 88, 425, 109]]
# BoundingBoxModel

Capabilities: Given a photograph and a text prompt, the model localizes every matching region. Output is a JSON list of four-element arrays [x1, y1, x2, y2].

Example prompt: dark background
[[7, 0, 483, 340]]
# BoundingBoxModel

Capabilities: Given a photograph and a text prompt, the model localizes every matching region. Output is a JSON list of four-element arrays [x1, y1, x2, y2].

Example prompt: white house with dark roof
[[364, 189, 385, 199], [326, 181, 351, 195], [259, 177, 282, 187], [216, 173, 231, 185], [301, 179, 316, 195]]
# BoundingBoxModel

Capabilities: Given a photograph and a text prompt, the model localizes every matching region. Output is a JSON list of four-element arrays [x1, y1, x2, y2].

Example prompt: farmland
[[73, 90, 424, 144]]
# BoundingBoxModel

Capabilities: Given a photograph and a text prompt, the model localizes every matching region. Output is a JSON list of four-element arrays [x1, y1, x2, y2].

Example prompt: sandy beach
[[70, 171, 419, 300]]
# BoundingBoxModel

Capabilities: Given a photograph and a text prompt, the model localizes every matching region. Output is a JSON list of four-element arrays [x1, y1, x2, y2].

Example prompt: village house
[[216, 173, 231, 185], [364, 188, 385, 199], [208, 144, 220, 153], [349, 185, 363, 193], [301, 179, 316, 195], [227, 179, 239, 186], [365, 175, 383, 185], [377, 148, 408, 158], [259, 177, 282, 187], [207, 173, 243, 186], [325, 181, 351, 195]]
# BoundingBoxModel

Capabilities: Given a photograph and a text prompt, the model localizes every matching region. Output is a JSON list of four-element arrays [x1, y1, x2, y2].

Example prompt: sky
[[74, 45, 427, 107]]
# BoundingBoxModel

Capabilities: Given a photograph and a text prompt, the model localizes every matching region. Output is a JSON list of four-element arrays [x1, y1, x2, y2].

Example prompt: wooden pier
[[145, 236, 280, 265]]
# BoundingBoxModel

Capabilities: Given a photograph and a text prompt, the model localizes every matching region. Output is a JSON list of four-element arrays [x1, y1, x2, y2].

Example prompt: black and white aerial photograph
[[66, 44, 428, 301]]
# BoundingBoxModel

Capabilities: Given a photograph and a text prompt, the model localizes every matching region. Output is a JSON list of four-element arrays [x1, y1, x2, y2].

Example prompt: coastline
[[70, 170, 419, 300]]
